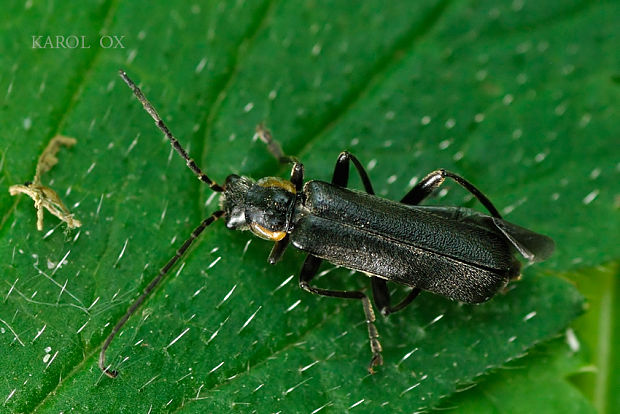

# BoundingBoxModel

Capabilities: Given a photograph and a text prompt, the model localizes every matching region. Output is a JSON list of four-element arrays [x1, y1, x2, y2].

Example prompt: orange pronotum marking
[[250, 223, 286, 241]]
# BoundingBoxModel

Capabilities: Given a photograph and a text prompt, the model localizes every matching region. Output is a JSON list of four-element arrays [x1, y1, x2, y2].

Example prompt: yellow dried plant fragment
[[9, 135, 82, 231]]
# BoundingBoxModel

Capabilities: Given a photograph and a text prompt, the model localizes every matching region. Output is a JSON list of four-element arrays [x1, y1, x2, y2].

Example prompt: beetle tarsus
[[368, 353, 384, 374], [102, 367, 119, 379]]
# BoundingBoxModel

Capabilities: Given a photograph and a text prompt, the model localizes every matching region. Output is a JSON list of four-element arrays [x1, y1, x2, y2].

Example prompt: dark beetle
[[99, 70, 555, 377]]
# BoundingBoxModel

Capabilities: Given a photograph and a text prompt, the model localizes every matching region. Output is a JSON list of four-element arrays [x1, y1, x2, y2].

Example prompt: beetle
[[99, 70, 555, 378]]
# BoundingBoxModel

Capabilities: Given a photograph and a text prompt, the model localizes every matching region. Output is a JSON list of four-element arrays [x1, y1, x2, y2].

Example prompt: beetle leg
[[371, 278, 421, 316], [268, 236, 289, 264], [332, 151, 375, 193], [255, 124, 300, 165], [253, 125, 304, 191], [374, 169, 502, 314], [288, 161, 304, 193], [256, 128, 304, 264], [332, 152, 422, 315], [401, 169, 502, 218], [299, 254, 384, 373]]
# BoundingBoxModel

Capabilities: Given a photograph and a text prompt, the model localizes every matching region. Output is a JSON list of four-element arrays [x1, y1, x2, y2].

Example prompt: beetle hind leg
[[299, 254, 384, 373], [401, 169, 502, 218], [371, 278, 421, 316]]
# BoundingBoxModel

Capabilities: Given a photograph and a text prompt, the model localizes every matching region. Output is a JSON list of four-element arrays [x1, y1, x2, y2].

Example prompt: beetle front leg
[[254, 125, 304, 190], [299, 254, 384, 373], [401, 169, 502, 218], [254, 126, 304, 264], [255, 124, 300, 166], [267, 162, 304, 264]]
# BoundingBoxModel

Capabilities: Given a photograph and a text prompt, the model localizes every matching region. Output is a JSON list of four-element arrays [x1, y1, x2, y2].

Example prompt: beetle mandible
[[99, 70, 555, 378]]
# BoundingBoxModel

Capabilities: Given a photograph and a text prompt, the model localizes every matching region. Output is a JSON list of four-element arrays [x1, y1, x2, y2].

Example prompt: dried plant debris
[[9, 135, 82, 231]]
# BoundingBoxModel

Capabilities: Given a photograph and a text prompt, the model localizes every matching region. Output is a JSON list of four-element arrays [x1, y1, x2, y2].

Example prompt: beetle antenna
[[99, 210, 225, 378], [119, 70, 224, 192]]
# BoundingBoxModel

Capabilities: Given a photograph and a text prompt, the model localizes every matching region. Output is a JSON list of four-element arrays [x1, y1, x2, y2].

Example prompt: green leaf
[[1, 0, 617, 412], [439, 337, 597, 414], [566, 264, 620, 414], [437, 265, 620, 414]]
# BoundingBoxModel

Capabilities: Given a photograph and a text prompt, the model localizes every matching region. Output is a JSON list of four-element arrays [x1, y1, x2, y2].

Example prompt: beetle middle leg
[[299, 254, 384, 373], [332, 152, 423, 315]]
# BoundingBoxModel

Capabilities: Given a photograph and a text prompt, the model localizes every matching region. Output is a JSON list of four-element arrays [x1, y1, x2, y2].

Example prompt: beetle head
[[221, 174, 254, 230], [221, 175, 296, 241]]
